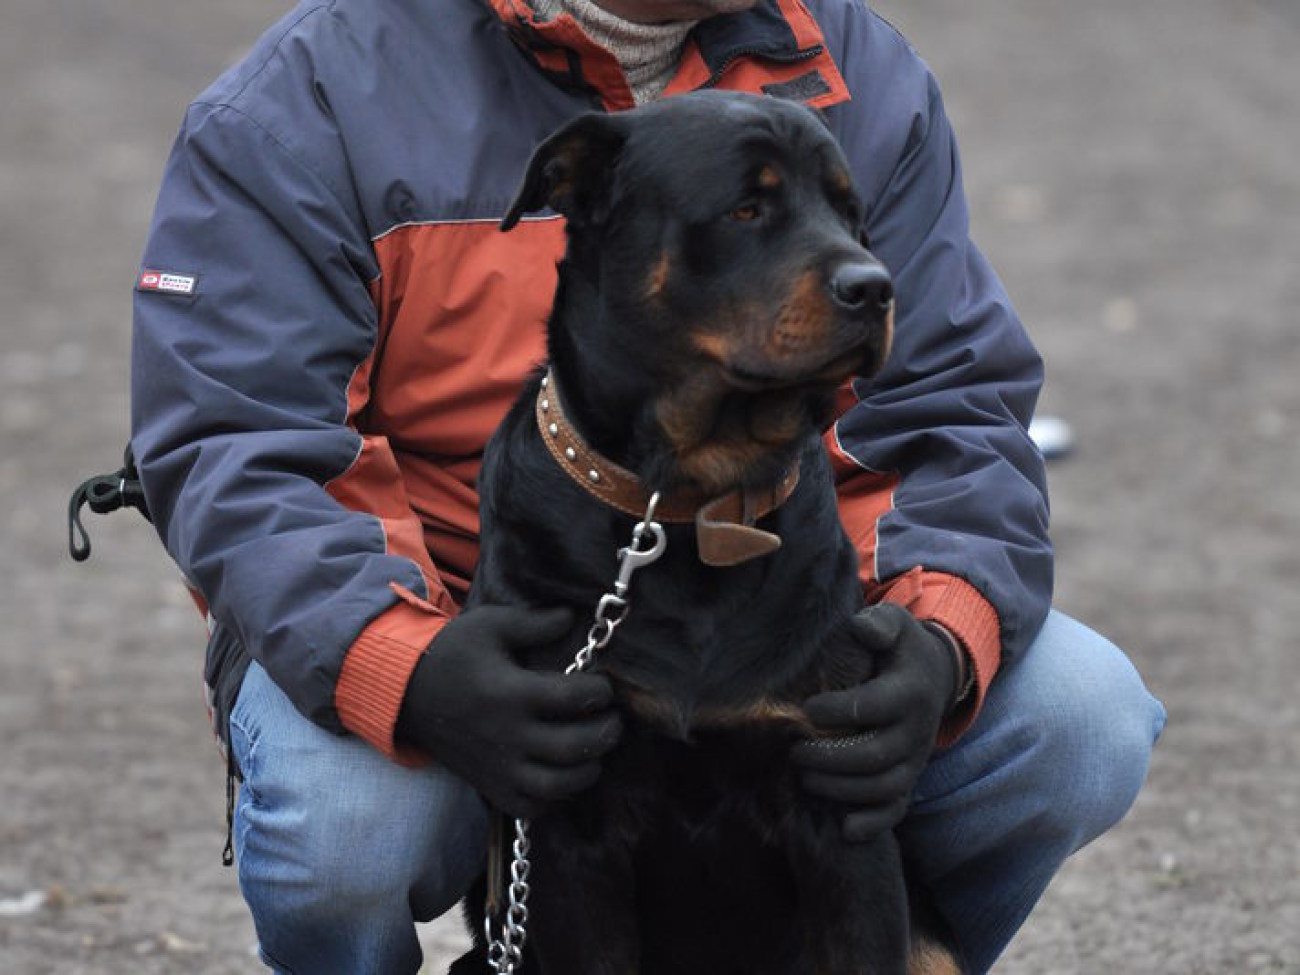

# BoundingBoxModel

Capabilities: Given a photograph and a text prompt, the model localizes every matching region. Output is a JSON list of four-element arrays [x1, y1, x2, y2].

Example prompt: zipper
[[701, 43, 824, 90]]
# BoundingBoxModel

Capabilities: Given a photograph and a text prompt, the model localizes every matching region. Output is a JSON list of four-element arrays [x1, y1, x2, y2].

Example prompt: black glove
[[396, 604, 623, 819], [791, 602, 961, 842]]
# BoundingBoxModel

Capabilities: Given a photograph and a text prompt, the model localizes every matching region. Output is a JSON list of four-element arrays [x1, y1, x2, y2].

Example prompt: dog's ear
[[501, 113, 628, 232]]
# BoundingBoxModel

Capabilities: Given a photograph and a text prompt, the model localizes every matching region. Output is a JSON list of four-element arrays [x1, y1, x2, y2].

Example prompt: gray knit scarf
[[530, 0, 697, 104]]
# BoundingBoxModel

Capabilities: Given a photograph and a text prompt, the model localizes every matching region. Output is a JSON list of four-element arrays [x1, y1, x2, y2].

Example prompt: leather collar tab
[[535, 371, 799, 566]]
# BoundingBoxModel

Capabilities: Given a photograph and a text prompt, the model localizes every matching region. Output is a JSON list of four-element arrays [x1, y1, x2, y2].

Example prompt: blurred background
[[2, 1, 1297, 972]]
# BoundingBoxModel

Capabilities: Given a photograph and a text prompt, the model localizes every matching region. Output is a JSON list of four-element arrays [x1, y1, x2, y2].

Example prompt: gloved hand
[[791, 602, 962, 842], [396, 605, 623, 819]]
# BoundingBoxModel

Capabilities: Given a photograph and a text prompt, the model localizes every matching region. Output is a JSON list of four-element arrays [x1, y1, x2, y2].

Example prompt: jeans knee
[[1022, 621, 1166, 847], [229, 665, 488, 938], [237, 784, 488, 969], [236, 783, 424, 925]]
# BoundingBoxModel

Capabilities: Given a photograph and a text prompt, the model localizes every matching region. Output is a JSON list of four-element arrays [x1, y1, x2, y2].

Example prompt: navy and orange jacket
[[131, 0, 1052, 760]]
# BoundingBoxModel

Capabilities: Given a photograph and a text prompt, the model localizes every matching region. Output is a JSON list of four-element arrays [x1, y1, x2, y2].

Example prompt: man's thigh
[[228, 660, 489, 923], [898, 609, 1165, 971]]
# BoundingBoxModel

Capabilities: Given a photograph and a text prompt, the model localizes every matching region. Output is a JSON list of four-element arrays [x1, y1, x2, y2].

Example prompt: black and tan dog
[[453, 91, 959, 975]]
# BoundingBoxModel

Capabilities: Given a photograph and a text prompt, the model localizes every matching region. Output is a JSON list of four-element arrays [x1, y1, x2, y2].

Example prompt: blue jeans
[[229, 610, 1166, 974]]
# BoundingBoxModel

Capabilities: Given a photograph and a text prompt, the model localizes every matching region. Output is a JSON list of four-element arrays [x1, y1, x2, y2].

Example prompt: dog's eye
[[730, 203, 761, 223]]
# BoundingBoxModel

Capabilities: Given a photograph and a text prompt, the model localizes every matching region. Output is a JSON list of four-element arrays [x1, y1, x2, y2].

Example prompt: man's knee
[[230, 663, 489, 930], [1012, 611, 1166, 846], [240, 782, 474, 901]]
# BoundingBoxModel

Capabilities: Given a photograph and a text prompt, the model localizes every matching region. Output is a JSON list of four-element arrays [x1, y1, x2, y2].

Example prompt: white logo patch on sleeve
[[137, 269, 198, 296]]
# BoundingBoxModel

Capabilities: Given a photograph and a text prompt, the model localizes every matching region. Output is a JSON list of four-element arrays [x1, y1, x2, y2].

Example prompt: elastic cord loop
[[66, 445, 152, 561]]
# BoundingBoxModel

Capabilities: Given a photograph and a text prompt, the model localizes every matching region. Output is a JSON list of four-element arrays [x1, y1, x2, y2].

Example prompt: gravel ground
[[2, 1, 1297, 972]]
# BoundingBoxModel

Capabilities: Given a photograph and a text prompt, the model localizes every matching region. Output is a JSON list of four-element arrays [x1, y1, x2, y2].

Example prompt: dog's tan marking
[[654, 368, 730, 456], [617, 686, 689, 734], [618, 686, 817, 738], [748, 388, 807, 447], [671, 312, 819, 492], [678, 440, 773, 495], [653, 355, 781, 493], [689, 329, 733, 365], [694, 698, 816, 735], [645, 251, 672, 300], [769, 269, 833, 360], [757, 163, 782, 190], [908, 938, 963, 975], [825, 162, 853, 199]]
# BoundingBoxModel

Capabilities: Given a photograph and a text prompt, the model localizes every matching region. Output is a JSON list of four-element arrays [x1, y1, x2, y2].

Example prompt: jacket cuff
[[335, 584, 450, 765], [868, 568, 1001, 747]]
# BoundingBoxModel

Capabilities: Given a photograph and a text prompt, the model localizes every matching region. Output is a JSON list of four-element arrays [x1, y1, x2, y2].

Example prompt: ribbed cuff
[[334, 584, 450, 765], [870, 568, 1002, 747]]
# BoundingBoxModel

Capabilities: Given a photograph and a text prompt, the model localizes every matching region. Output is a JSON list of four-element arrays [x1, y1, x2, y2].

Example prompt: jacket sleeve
[[131, 101, 450, 760], [826, 11, 1053, 740]]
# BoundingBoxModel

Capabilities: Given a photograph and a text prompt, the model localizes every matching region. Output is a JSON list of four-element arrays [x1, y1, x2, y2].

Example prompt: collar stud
[[535, 369, 799, 566]]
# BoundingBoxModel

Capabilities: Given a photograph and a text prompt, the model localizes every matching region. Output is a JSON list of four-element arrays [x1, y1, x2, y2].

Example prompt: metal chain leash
[[485, 493, 667, 974]]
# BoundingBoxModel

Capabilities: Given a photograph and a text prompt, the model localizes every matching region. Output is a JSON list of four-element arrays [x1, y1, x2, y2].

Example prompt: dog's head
[[503, 91, 893, 494]]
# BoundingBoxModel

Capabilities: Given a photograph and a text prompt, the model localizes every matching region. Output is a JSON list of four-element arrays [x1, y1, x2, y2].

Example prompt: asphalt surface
[[2, 1, 1298, 972]]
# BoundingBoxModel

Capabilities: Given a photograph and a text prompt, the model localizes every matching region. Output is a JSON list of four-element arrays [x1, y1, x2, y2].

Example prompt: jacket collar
[[486, 0, 849, 111]]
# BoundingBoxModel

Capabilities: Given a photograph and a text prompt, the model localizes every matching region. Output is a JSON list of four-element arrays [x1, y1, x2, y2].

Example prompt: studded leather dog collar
[[535, 371, 800, 566]]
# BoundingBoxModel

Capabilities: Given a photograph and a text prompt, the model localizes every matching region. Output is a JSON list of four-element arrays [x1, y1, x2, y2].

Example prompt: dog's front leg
[[527, 807, 640, 975], [784, 812, 910, 975]]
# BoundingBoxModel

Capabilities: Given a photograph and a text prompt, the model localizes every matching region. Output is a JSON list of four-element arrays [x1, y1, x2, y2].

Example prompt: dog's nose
[[829, 263, 893, 312]]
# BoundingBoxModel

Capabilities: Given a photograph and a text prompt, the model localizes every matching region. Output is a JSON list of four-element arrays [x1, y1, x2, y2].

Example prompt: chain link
[[484, 817, 531, 974], [485, 493, 666, 974]]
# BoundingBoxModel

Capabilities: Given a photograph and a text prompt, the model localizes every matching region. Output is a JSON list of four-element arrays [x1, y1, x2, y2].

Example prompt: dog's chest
[[593, 571, 826, 728], [603, 716, 802, 826]]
